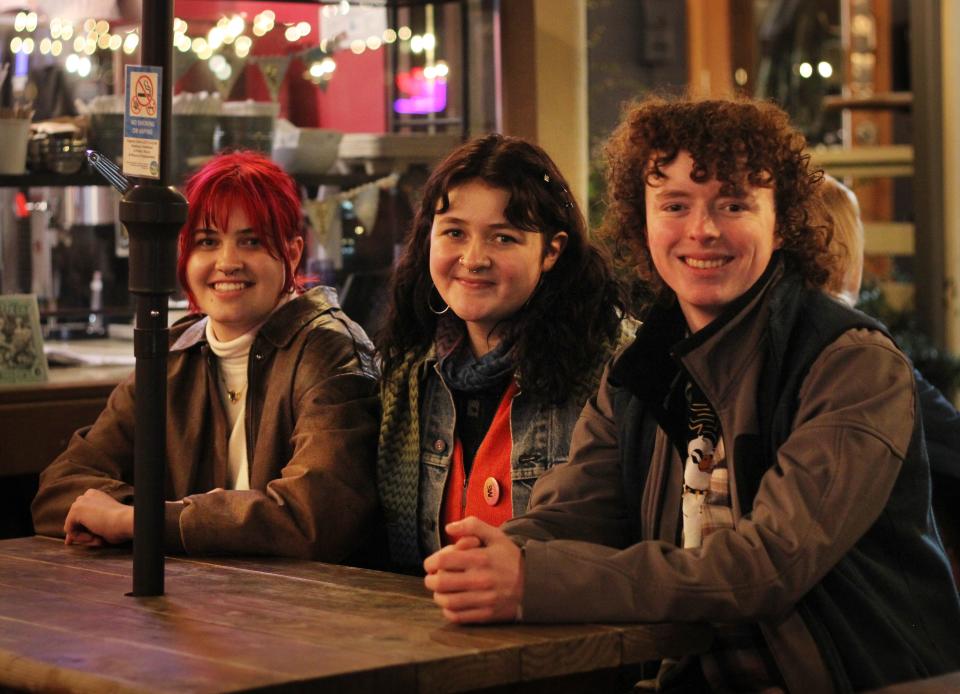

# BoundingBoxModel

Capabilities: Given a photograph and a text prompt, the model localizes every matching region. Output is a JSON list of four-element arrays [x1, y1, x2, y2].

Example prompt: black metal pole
[[122, 0, 187, 597], [142, 0, 175, 188], [460, 0, 470, 138]]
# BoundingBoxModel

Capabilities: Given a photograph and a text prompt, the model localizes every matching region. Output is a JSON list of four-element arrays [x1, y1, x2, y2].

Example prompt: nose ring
[[459, 255, 486, 273]]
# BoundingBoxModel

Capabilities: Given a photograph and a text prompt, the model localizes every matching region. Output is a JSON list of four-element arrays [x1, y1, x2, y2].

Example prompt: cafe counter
[[1, 339, 133, 478], [0, 339, 133, 537]]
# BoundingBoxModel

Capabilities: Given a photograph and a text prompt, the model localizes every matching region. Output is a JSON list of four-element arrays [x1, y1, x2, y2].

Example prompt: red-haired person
[[32, 151, 381, 561]]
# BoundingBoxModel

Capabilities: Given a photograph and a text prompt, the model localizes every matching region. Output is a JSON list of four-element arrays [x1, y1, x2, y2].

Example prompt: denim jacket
[[416, 359, 580, 556]]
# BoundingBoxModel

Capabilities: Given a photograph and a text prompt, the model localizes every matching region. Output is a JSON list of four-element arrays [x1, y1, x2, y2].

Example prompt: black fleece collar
[[610, 253, 783, 408]]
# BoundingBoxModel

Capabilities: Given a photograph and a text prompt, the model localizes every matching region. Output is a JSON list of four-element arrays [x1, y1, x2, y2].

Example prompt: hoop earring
[[428, 285, 450, 315]]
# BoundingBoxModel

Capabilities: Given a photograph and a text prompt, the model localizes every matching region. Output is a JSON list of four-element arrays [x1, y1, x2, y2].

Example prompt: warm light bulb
[[207, 26, 225, 50], [228, 15, 245, 38], [124, 33, 140, 54]]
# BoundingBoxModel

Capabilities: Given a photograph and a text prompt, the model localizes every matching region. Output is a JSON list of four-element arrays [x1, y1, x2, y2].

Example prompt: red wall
[[174, 0, 385, 132]]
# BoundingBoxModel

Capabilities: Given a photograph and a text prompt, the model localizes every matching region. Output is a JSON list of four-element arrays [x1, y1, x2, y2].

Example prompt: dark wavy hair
[[377, 133, 624, 404], [601, 95, 829, 300], [176, 150, 304, 311]]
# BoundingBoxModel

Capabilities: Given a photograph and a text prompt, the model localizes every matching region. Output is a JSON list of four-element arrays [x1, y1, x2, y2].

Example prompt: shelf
[[808, 145, 914, 178], [0, 171, 108, 188], [864, 222, 915, 256], [0, 169, 383, 190], [821, 92, 913, 111]]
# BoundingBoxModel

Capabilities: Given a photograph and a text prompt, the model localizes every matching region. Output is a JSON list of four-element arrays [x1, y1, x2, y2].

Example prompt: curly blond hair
[[810, 174, 863, 306]]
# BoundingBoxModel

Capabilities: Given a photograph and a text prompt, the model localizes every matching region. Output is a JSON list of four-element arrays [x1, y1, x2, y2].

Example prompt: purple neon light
[[393, 67, 447, 115]]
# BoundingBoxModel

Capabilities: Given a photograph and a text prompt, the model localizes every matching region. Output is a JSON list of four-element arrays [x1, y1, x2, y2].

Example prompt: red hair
[[176, 150, 304, 310]]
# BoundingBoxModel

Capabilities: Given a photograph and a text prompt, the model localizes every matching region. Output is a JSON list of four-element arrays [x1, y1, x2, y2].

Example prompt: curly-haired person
[[376, 133, 631, 571], [424, 97, 960, 692]]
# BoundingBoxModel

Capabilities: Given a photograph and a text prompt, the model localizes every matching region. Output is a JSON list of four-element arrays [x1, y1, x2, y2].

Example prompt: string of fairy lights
[[7, 6, 448, 87]]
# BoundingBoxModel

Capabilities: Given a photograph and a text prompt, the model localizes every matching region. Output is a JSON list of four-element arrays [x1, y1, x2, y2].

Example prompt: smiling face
[[429, 180, 566, 356], [644, 151, 779, 332], [185, 207, 303, 341]]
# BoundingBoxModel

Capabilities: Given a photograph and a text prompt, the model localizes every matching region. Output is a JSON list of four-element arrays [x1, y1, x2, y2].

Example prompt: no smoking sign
[[123, 65, 163, 179]]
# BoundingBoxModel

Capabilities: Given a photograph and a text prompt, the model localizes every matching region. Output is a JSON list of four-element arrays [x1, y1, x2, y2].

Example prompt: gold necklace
[[220, 372, 247, 404]]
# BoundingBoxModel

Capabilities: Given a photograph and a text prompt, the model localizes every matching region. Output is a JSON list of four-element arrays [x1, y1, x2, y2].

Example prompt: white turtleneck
[[205, 321, 255, 491], [203, 293, 296, 490]]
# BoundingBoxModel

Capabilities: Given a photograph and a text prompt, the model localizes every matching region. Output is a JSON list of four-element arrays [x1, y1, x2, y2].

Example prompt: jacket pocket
[[511, 452, 565, 515]]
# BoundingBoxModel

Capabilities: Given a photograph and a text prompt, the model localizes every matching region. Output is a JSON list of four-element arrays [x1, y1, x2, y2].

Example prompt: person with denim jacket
[[376, 134, 629, 571]]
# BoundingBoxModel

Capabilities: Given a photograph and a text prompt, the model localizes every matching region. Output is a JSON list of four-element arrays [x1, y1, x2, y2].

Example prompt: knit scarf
[[377, 342, 428, 569], [439, 337, 516, 393]]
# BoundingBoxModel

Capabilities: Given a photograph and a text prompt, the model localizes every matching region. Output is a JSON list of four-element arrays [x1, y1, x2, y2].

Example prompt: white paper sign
[[122, 65, 162, 179]]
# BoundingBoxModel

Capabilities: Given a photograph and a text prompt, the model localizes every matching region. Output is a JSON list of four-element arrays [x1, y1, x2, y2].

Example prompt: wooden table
[[0, 536, 712, 693]]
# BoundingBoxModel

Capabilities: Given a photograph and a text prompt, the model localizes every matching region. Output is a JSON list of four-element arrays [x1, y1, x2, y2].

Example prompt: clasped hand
[[64, 488, 134, 547], [423, 516, 524, 624]]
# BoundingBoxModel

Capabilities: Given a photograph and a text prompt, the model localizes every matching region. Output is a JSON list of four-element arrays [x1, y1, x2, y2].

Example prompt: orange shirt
[[441, 380, 519, 543]]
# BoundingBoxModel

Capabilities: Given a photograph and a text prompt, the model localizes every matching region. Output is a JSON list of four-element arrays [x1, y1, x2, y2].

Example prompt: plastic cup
[[0, 118, 31, 175]]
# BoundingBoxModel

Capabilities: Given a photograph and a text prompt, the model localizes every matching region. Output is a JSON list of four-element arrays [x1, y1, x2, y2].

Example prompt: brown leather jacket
[[32, 287, 381, 562], [505, 264, 960, 692]]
